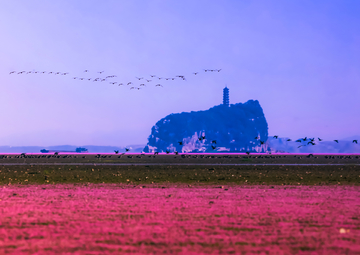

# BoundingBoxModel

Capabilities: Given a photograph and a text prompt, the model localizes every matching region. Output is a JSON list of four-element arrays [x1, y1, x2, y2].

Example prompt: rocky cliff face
[[143, 100, 269, 153]]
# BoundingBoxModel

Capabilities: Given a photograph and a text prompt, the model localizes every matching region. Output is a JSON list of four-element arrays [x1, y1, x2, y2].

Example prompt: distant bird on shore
[[353, 140, 358, 144], [334, 140, 339, 143]]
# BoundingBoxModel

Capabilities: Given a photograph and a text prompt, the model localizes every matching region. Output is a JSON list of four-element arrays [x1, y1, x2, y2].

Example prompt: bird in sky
[[286, 139, 292, 141], [146, 79, 152, 82], [302, 137, 308, 141], [260, 141, 265, 145], [318, 138, 323, 141], [334, 140, 339, 143], [136, 77, 143, 80], [98, 71, 104, 74], [211, 145, 216, 150], [273, 135, 278, 139], [178, 141, 183, 145], [118, 83, 123, 86], [9, 71, 15, 74], [150, 75, 156, 78], [84, 70, 89, 72], [127, 82, 132, 85], [140, 84, 145, 86], [193, 72, 198, 75], [295, 139, 302, 143], [211, 140, 217, 144], [308, 141, 315, 145], [155, 84, 163, 87], [125, 148, 130, 152], [217, 69, 222, 72], [254, 136, 259, 140], [353, 140, 358, 144], [298, 145, 303, 148]]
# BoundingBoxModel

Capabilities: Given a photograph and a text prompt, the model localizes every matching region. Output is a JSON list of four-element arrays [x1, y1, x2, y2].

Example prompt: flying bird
[[353, 140, 358, 144], [125, 148, 130, 152], [286, 139, 292, 141], [155, 84, 163, 87], [318, 138, 323, 141], [211, 145, 216, 150], [211, 140, 217, 144], [254, 136, 259, 140], [308, 141, 315, 145], [193, 72, 198, 75], [273, 135, 278, 139], [178, 141, 183, 145], [9, 71, 15, 74], [334, 140, 339, 143], [260, 141, 265, 145], [84, 70, 89, 72], [98, 71, 104, 74]]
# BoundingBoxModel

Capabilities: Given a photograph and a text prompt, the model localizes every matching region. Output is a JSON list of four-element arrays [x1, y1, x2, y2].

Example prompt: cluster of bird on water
[[9, 68, 222, 90]]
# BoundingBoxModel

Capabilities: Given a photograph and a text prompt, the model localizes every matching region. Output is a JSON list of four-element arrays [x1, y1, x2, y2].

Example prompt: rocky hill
[[143, 100, 269, 153]]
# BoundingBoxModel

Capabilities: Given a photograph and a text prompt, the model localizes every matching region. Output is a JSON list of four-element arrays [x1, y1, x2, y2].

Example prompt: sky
[[0, 0, 359, 147]]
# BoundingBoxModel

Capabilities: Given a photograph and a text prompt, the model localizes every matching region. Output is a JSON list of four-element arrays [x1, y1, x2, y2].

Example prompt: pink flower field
[[0, 184, 359, 254]]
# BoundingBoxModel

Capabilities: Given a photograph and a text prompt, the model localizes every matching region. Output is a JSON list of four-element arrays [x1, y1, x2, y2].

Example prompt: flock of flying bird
[[120, 135, 359, 153], [263, 135, 358, 149], [9, 69, 222, 90]]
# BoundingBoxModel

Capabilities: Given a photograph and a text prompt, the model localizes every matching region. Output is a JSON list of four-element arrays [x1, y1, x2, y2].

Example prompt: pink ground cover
[[0, 184, 359, 254]]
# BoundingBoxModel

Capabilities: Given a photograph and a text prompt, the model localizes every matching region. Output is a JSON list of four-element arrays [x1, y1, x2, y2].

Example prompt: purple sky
[[0, 0, 359, 146]]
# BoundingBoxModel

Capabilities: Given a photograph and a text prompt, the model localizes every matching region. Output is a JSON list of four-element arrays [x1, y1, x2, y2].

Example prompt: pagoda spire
[[223, 86, 229, 107]]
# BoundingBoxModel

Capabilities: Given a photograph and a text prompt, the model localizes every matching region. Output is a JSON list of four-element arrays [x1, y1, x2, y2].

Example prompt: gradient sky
[[0, 0, 359, 146]]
